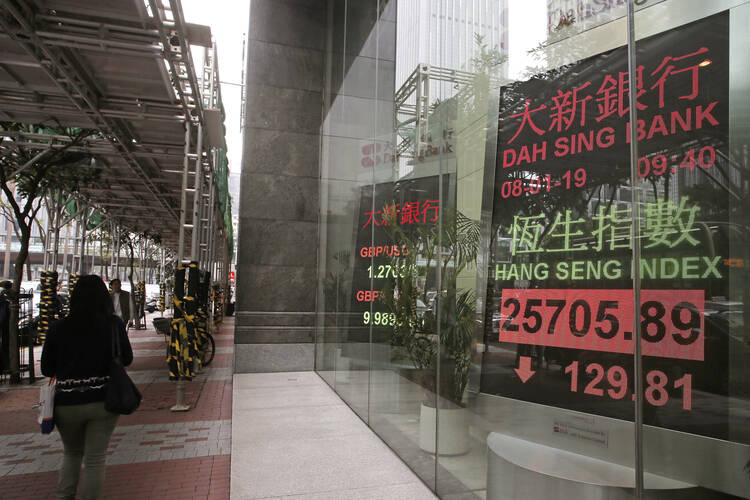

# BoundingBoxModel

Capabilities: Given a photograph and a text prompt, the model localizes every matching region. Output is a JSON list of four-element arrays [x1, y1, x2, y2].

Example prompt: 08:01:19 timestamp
[[500, 168, 586, 198]]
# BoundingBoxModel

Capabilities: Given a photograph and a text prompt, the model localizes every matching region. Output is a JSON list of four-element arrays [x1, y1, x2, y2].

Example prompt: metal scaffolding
[[0, 0, 232, 392], [0, 0, 230, 259], [394, 64, 475, 159]]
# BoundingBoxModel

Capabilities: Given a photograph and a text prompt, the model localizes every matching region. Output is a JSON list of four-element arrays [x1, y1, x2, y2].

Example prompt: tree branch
[[0, 143, 19, 161], [9, 146, 55, 178], [0, 182, 21, 232]]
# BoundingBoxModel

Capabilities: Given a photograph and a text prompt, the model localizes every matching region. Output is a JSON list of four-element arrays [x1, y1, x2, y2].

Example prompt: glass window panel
[[366, 0, 440, 489], [478, 0, 636, 498], [635, 1, 750, 498]]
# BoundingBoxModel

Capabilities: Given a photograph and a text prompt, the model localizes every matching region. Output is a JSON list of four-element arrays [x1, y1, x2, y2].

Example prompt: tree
[[0, 122, 101, 383], [115, 230, 160, 328], [92, 225, 113, 280]]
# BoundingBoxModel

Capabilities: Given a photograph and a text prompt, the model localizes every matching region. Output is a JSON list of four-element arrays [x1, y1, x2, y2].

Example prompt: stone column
[[235, 0, 326, 372]]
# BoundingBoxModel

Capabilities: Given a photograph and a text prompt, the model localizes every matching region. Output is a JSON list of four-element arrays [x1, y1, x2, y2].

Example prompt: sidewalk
[[231, 372, 437, 500], [0, 312, 234, 499]]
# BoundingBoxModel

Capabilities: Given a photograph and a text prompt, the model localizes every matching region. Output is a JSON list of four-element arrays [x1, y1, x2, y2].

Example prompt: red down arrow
[[514, 356, 535, 383]]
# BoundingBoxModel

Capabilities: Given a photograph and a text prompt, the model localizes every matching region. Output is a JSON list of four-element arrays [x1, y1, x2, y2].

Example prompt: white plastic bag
[[38, 377, 56, 434]]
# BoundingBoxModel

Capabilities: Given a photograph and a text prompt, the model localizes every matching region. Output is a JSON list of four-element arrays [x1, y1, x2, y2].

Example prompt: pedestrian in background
[[41, 275, 133, 500], [109, 278, 131, 327]]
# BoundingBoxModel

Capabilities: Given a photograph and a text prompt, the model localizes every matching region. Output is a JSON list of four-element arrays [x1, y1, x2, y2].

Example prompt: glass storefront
[[315, 1, 750, 498]]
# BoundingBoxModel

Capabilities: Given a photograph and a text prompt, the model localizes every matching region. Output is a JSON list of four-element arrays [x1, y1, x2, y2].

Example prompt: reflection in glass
[[316, 0, 750, 498]]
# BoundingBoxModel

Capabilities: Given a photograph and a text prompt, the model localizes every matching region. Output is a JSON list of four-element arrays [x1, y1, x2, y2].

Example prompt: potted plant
[[380, 207, 479, 455]]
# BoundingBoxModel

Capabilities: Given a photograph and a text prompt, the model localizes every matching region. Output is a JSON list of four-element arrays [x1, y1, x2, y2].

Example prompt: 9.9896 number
[[363, 311, 395, 326]]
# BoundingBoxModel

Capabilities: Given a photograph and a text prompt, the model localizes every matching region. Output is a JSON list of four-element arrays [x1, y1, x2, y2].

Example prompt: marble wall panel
[[246, 40, 324, 93], [235, 343, 315, 372], [238, 219, 318, 268], [249, 0, 326, 51], [242, 129, 319, 178], [239, 173, 318, 223], [235, 328, 314, 344], [236, 311, 315, 328], [244, 84, 322, 134], [236, 264, 317, 315]]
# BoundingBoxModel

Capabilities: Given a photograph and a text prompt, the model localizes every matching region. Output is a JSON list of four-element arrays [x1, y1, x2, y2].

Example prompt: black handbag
[[105, 319, 141, 414]]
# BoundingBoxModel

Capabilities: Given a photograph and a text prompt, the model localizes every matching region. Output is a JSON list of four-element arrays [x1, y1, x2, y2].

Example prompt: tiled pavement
[[0, 312, 234, 499], [231, 372, 438, 500]]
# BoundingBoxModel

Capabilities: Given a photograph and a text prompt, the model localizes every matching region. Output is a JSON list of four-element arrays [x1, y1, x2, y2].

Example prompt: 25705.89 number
[[503, 297, 700, 345]]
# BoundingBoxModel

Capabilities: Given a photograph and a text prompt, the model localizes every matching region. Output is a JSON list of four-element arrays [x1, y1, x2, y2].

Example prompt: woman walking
[[42, 275, 133, 499]]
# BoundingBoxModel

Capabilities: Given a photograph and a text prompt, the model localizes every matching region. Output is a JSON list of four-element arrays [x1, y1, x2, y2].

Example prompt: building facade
[[238, 1, 750, 498]]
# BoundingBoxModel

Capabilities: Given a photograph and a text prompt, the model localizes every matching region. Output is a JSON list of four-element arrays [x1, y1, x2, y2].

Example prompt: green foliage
[[380, 207, 480, 406], [0, 123, 103, 199]]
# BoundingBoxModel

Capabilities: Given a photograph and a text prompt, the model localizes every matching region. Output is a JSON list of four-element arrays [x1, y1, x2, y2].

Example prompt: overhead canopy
[[0, 0, 229, 251]]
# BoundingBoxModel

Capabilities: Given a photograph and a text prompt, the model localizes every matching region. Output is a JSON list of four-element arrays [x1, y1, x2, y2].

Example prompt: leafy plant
[[322, 250, 351, 313], [380, 207, 480, 407]]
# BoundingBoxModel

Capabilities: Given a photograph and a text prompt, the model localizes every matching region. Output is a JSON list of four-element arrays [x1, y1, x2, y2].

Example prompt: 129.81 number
[[565, 361, 692, 410]]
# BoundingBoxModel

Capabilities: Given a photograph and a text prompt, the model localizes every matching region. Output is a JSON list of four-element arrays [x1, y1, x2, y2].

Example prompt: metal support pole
[[200, 183, 209, 269], [209, 43, 216, 107], [91, 237, 96, 274], [42, 198, 51, 270], [114, 226, 121, 279], [108, 222, 115, 279], [99, 231, 105, 277], [177, 124, 191, 267], [78, 207, 88, 274], [626, 2, 644, 497], [415, 68, 422, 157], [70, 220, 78, 276], [63, 220, 81, 275], [207, 167, 216, 275], [140, 239, 146, 283], [52, 198, 62, 273], [203, 180, 211, 268], [206, 170, 216, 330], [172, 121, 196, 413], [61, 219, 69, 276], [190, 124, 203, 262]]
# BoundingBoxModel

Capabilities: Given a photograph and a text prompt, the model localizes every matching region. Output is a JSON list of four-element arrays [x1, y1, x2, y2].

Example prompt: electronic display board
[[482, 11, 746, 443]]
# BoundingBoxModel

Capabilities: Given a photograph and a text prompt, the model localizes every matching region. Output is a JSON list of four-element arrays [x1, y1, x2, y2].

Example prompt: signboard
[[546, 0, 664, 38], [351, 176, 447, 342], [360, 140, 397, 168], [547, 0, 629, 35], [483, 11, 738, 441]]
